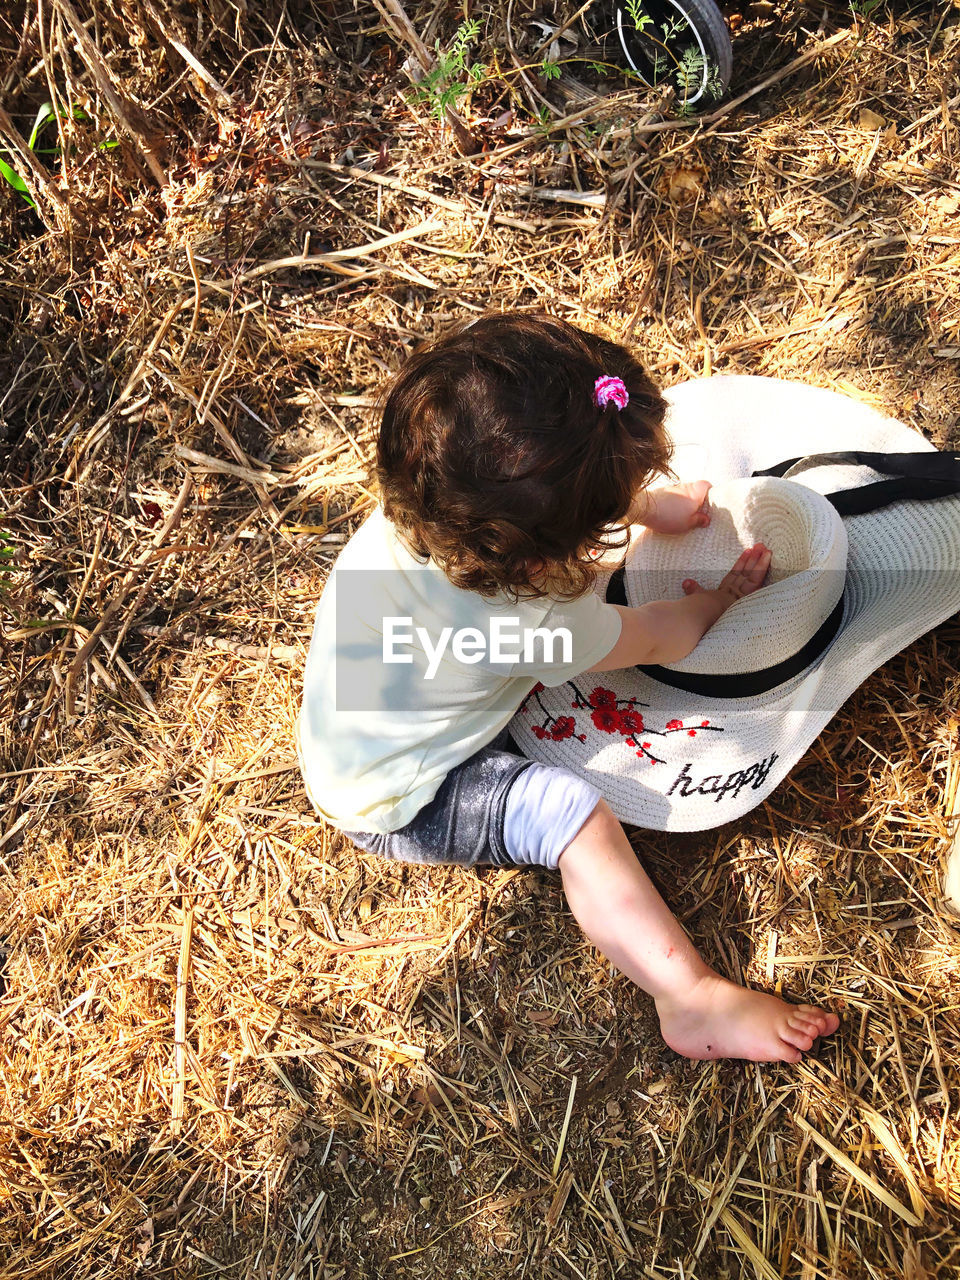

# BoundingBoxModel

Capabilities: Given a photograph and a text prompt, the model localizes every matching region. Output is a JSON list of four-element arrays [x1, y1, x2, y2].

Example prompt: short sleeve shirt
[[296, 507, 622, 833]]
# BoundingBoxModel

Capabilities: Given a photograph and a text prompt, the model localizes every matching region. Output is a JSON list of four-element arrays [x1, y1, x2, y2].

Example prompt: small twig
[[302, 159, 539, 232], [135, 624, 303, 664], [65, 297, 189, 481], [55, 0, 166, 184], [485, 180, 605, 209], [146, 363, 258, 475], [531, 0, 601, 61], [238, 219, 444, 281], [183, 243, 202, 356], [165, 36, 231, 99], [172, 907, 194, 1135], [64, 474, 193, 717], [174, 446, 282, 487]]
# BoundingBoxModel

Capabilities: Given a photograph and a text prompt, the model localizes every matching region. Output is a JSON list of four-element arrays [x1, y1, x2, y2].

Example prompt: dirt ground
[[2, 0, 960, 1276]]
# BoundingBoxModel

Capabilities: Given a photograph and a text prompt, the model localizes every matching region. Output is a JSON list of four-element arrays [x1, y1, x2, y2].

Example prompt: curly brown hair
[[375, 312, 672, 601]]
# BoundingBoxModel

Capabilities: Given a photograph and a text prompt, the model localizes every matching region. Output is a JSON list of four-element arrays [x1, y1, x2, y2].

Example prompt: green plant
[[850, 0, 884, 19], [675, 44, 725, 109], [408, 19, 487, 122], [0, 98, 103, 208], [624, 0, 654, 34], [0, 101, 58, 207], [532, 103, 553, 135], [626, 2, 688, 81], [0, 531, 17, 598], [623, 2, 723, 109]]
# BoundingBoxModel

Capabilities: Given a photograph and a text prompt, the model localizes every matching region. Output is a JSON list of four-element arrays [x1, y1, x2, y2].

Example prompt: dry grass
[[2, 0, 960, 1275]]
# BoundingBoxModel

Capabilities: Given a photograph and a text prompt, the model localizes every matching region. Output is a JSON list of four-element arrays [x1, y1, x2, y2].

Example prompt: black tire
[[610, 0, 732, 110]]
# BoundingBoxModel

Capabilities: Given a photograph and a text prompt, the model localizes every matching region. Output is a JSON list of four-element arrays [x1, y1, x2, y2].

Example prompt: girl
[[297, 313, 839, 1063]]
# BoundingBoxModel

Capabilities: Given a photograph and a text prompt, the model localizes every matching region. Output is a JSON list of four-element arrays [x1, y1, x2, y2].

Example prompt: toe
[[779, 1044, 802, 1064], [788, 1014, 822, 1037], [782, 1025, 815, 1051], [798, 1007, 840, 1036]]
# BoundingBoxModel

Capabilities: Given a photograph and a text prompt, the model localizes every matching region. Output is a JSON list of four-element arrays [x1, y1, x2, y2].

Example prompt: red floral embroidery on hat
[[591, 705, 622, 733], [517, 681, 723, 765], [620, 709, 645, 734], [550, 716, 576, 741]]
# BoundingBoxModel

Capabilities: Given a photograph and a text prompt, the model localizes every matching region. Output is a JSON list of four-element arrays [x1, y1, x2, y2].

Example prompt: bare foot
[[656, 973, 839, 1063]]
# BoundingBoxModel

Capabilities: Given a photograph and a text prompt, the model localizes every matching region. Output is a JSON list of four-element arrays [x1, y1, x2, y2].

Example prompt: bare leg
[[558, 800, 839, 1062]]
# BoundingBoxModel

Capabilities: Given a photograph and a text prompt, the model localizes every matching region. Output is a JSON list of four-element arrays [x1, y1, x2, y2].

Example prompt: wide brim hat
[[508, 375, 960, 832]]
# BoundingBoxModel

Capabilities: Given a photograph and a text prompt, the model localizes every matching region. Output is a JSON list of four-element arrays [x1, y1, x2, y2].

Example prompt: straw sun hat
[[508, 375, 960, 831]]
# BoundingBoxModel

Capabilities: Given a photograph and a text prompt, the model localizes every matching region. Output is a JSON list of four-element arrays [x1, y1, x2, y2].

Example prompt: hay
[[2, 0, 960, 1276]]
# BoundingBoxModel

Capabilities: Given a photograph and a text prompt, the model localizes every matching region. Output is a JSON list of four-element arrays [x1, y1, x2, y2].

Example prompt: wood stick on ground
[[64, 474, 193, 717], [135, 625, 303, 664], [303, 159, 539, 232], [698, 29, 854, 133], [55, 0, 167, 184], [238, 218, 444, 281], [172, 906, 195, 1136], [792, 1114, 923, 1227]]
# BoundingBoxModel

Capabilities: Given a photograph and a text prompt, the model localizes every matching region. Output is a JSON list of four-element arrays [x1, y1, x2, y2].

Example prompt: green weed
[[0, 101, 59, 207], [0, 531, 17, 599], [0, 98, 105, 208], [675, 45, 725, 109], [408, 19, 487, 122], [623, 1, 723, 108], [624, 0, 654, 34], [850, 0, 885, 19]]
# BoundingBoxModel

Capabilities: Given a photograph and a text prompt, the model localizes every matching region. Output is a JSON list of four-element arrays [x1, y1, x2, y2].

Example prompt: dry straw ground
[[1, 0, 960, 1276]]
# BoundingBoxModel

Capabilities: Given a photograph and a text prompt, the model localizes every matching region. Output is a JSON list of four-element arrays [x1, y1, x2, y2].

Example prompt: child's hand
[[682, 543, 771, 607], [633, 481, 712, 535], [589, 544, 772, 671]]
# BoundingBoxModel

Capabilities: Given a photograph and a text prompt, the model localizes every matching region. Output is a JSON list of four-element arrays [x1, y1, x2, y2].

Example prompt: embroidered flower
[[522, 679, 722, 767], [551, 716, 575, 741], [620, 709, 645, 734], [591, 706, 622, 733]]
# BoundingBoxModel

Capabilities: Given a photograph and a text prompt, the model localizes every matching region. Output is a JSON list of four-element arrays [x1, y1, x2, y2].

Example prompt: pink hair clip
[[594, 375, 629, 411]]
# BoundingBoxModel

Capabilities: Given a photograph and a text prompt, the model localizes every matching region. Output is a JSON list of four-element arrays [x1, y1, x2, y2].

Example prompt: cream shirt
[[296, 507, 623, 833]]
